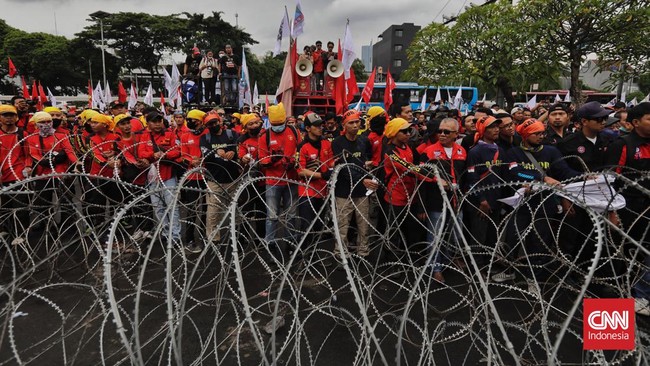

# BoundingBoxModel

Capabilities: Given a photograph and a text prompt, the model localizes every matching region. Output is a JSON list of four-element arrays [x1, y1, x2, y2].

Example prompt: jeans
[[264, 184, 298, 246], [221, 75, 238, 105], [206, 181, 236, 243], [426, 210, 463, 272], [149, 177, 181, 242]]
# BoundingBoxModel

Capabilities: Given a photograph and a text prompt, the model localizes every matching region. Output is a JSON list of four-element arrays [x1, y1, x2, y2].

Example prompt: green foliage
[[247, 52, 286, 95], [406, 0, 558, 106], [638, 72, 650, 94], [352, 59, 367, 82], [523, 0, 649, 101], [74, 11, 257, 76]]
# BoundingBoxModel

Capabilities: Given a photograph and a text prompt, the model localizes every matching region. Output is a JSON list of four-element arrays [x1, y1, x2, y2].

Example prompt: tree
[[2, 28, 80, 93], [75, 12, 257, 80], [523, 0, 649, 102], [352, 59, 367, 82], [180, 12, 257, 56], [405, 0, 559, 107], [247, 52, 285, 95]]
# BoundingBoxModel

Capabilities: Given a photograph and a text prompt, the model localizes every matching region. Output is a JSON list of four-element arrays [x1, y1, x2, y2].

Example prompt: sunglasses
[[439, 129, 457, 135], [1, 113, 18, 117], [591, 117, 606, 122], [217, 113, 225, 116]]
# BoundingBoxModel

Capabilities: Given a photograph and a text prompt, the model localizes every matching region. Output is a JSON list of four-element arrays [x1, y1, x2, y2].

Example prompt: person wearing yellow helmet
[[85, 112, 125, 250], [25, 110, 78, 231], [178, 109, 208, 253], [138, 110, 183, 247], [0, 104, 31, 246]]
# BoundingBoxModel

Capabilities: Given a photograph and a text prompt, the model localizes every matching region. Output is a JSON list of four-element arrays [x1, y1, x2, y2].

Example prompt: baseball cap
[[576, 101, 611, 120], [304, 112, 323, 127]]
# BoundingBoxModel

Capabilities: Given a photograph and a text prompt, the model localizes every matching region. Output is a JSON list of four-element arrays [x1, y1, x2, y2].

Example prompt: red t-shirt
[[180, 130, 205, 181], [89, 132, 120, 177], [137, 130, 181, 182], [383, 144, 417, 206], [367, 131, 384, 167], [258, 126, 302, 186], [0, 128, 30, 182], [26, 133, 77, 176], [116, 132, 147, 185], [298, 139, 334, 198]]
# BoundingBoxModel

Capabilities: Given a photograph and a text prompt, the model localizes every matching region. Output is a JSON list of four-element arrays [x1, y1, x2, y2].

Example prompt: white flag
[[620, 91, 626, 104], [252, 82, 259, 106], [525, 94, 537, 110], [128, 83, 138, 110], [434, 87, 441, 102], [342, 21, 356, 79], [46, 87, 57, 107], [162, 67, 173, 95], [641, 93, 650, 103], [176, 87, 183, 111], [104, 81, 112, 105], [143, 83, 154, 106], [170, 63, 181, 106], [420, 89, 427, 112], [273, 9, 291, 56], [564, 90, 571, 102], [353, 97, 362, 111], [554, 94, 562, 103], [605, 97, 617, 107], [480, 93, 486, 104], [452, 86, 463, 109], [628, 97, 638, 107], [93, 81, 105, 110], [291, 0, 304, 39], [239, 48, 252, 108]]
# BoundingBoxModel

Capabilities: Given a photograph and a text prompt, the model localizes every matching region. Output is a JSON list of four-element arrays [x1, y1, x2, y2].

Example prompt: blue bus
[[350, 82, 479, 113]]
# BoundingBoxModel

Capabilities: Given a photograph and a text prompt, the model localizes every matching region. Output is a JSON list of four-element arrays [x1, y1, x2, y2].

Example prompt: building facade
[[372, 23, 421, 81]]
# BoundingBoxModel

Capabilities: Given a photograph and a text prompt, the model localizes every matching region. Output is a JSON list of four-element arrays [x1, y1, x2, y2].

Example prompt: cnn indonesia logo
[[583, 298, 635, 350]]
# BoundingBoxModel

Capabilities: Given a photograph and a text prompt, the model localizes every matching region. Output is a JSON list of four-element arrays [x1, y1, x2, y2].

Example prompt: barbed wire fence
[[0, 146, 648, 365]]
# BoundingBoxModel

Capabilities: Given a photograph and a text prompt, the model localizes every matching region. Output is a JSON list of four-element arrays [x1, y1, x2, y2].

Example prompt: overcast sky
[[0, 0, 478, 60]]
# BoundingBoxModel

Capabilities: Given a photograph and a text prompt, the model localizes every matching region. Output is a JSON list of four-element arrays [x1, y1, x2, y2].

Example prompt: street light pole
[[100, 18, 106, 87], [90, 11, 110, 88]]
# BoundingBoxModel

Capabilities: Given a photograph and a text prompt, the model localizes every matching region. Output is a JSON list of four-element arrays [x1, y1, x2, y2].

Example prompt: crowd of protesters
[[0, 92, 648, 316]]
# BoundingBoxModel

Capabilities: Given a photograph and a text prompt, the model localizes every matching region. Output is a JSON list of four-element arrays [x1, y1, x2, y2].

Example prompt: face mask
[[271, 124, 286, 133], [84, 123, 93, 133], [186, 119, 198, 130], [249, 126, 262, 136], [36, 122, 55, 137], [208, 125, 221, 134], [52, 118, 63, 129]]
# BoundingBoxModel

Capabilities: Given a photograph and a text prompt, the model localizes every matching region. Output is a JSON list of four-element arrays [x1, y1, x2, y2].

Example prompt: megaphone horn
[[327, 60, 344, 78], [295, 59, 313, 77]]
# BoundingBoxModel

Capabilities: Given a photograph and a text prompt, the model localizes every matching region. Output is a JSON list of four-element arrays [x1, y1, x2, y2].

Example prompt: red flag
[[88, 80, 93, 108], [361, 68, 376, 105], [117, 81, 127, 103], [21, 76, 30, 99], [346, 69, 359, 104], [38, 82, 47, 101], [8, 57, 17, 78], [31, 80, 38, 100], [160, 91, 166, 110], [334, 40, 347, 114], [37, 82, 46, 110], [384, 68, 396, 113]]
